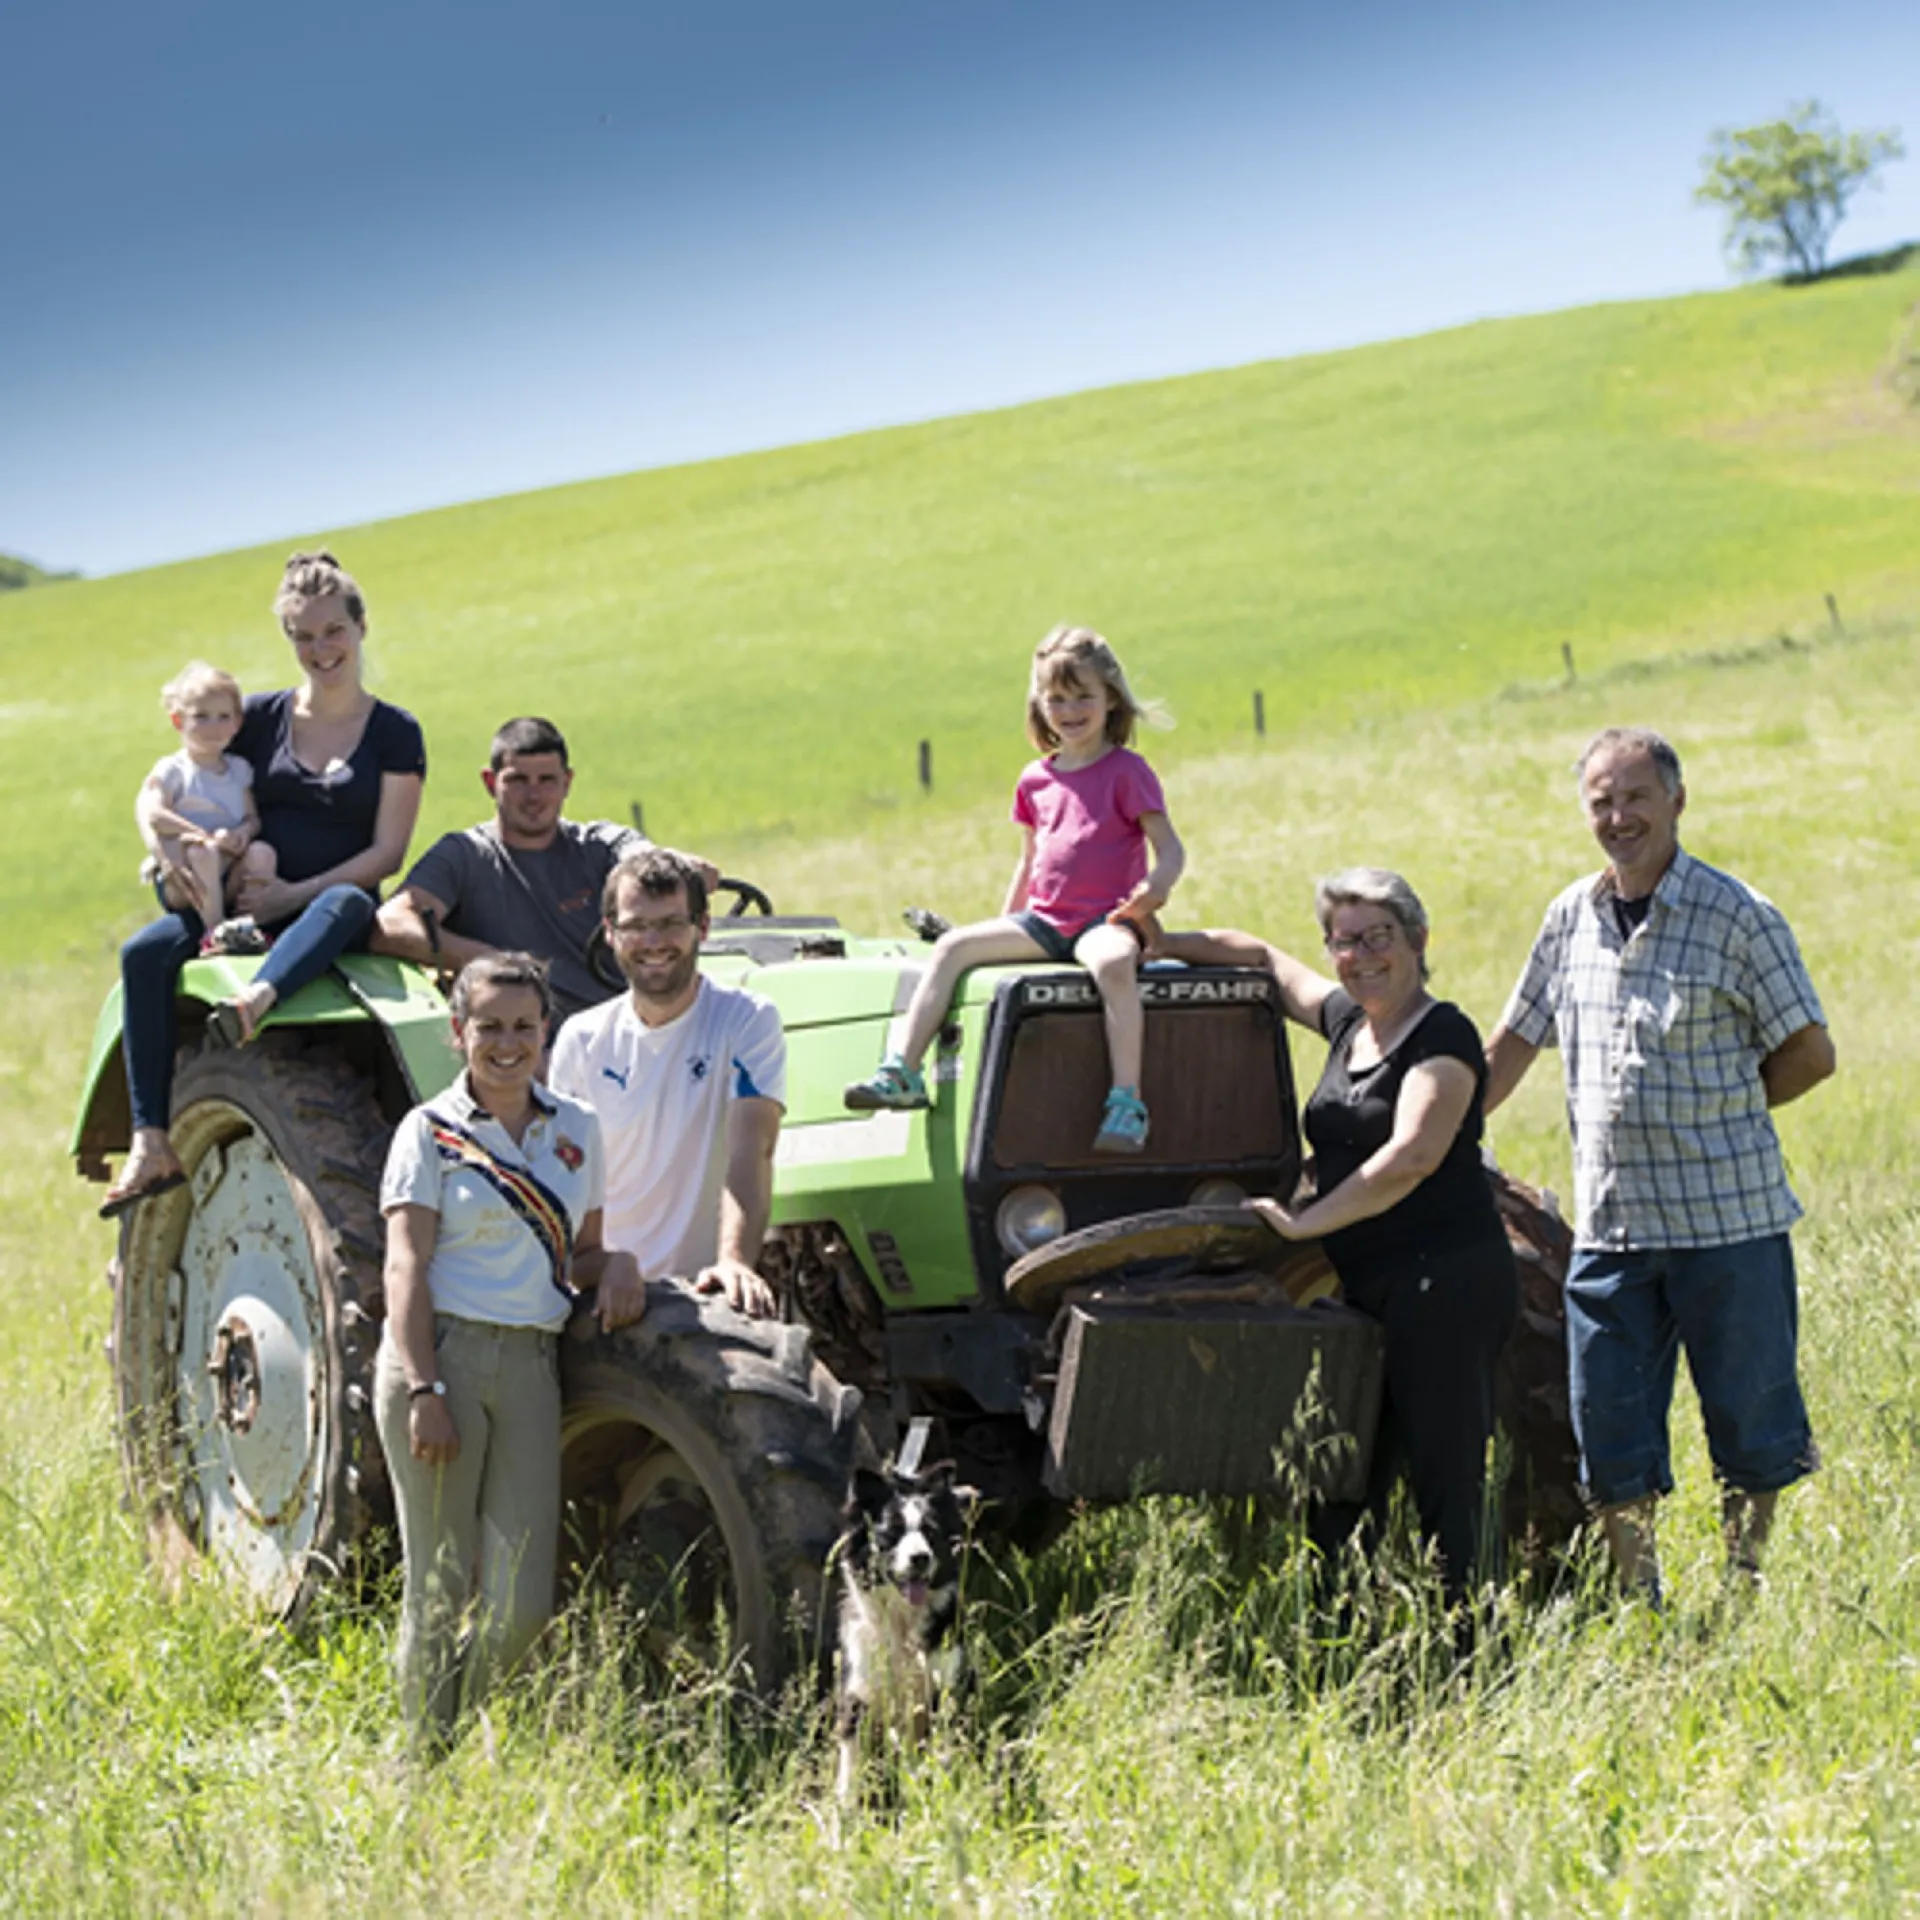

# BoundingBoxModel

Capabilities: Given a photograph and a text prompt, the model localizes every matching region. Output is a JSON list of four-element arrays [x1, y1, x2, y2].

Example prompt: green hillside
[[0, 552, 78, 591], [3, 263, 1917, 964]]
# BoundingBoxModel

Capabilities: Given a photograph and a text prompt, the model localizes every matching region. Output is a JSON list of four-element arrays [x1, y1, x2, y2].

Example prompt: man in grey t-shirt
[[372, 717, 650, 1018]]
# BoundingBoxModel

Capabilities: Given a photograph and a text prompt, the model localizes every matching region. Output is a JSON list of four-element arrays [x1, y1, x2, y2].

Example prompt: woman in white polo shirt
[[374, 951, 641, 1747]]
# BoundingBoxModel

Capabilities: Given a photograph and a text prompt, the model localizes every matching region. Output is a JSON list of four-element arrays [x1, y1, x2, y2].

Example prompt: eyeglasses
[[1325, 925, 1399, 958], [609, 915, 696, 938]]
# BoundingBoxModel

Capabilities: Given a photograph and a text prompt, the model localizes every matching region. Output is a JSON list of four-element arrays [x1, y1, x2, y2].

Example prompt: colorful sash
[[424, 1108, 576, 1304]]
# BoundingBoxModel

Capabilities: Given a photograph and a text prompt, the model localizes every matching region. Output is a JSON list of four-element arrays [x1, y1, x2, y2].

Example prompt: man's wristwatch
[[408, 1379, 447, 1401]]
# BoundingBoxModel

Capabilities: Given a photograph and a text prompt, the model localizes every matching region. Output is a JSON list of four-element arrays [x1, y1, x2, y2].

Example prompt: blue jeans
[[120, 885, 376, 1131], [1566, 1235, 1817, 1507]]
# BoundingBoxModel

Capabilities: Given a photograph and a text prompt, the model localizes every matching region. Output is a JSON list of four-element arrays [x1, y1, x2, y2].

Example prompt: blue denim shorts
[[1566, 1234, 1817, 1507], [1013, 910, 1100, 962]]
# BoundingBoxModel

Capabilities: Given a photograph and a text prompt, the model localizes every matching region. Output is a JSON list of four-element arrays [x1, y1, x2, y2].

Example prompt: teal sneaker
[[844, 1056, 930, 1112], [1093, 1086, 1149, 1153]]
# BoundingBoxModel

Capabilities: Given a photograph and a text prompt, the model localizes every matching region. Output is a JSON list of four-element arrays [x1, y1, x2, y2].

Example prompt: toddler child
[[137, 661, 277, 943], [845, 625, 1184, 1152]]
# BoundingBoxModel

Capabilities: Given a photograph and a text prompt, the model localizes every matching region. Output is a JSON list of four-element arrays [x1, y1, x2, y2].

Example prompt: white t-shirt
[[549, 977, 787, 1277], [380, 1076, 605, 1332], [140, 752, 254, 884], [147, 748, 254, 835]]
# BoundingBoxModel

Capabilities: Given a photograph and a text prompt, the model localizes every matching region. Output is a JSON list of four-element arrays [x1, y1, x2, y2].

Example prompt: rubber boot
[[1600, 1498, 1663, 1608]]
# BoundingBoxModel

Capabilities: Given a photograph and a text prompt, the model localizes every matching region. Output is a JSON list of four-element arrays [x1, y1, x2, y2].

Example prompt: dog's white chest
[[838, 1573, 956, 1718]]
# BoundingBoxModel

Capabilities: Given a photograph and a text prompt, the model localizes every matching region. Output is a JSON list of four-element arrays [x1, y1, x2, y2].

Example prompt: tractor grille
[[964, 968, 1302, 1301], [992, 997, 1292, 1170]]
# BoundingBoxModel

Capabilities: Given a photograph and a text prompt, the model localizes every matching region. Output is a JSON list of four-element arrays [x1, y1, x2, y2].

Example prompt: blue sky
[[5, 0, 1915, 577]]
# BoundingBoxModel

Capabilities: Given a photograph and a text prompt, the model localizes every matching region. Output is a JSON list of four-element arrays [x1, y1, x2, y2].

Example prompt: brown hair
[[489, 716, 569, 770], [273, 549, 366, 633], [602, 847, 709, 924], [448, 950, 554, 1024], [1025, 625, 1165, 753]]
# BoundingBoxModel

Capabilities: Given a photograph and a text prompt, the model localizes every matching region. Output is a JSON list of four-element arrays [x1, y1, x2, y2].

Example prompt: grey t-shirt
[[401, 818, 647, 1017]]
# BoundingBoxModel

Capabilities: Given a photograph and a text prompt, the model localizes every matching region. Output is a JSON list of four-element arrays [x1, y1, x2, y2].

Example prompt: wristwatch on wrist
[[408, 1379, 447, 1401]]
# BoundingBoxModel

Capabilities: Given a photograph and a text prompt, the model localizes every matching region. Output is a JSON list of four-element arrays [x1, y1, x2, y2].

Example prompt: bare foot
[[100, 1130, 188, 1218]]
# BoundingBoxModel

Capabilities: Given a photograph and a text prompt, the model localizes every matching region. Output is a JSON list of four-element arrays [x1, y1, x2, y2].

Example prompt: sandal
[[843, 1056, 930, 1112], [200, 916, 272, 957], [1093, 1086, 1150, 1154], [205, 998, 259, 1051], [98, 1167, 187, 1220]]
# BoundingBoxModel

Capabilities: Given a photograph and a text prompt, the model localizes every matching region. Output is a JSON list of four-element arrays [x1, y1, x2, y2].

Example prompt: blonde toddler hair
[[159, 660, 244, 718]]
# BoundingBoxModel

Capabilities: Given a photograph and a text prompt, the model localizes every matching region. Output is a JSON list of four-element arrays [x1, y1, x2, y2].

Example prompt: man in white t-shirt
[[548, 849, 786, 1324]]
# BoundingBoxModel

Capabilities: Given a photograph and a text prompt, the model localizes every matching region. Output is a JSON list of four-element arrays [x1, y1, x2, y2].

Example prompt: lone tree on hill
[[1696, 102, 1904, 281]]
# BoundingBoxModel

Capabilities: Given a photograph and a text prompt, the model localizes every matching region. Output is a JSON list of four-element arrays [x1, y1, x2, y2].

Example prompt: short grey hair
[[1577, 727, 1683, 796], [1314, 866, 1431, 979]]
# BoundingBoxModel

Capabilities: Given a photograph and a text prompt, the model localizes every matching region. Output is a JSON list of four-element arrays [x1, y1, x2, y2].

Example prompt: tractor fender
[[72, 954, 457, 1174]]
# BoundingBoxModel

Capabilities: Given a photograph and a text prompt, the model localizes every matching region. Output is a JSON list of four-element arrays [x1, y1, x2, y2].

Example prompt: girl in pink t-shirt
[[845, 626, 1184, 1152]]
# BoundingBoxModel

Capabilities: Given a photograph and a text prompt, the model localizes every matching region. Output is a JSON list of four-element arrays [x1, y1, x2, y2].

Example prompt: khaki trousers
[[374, 1314, 562, 1744]]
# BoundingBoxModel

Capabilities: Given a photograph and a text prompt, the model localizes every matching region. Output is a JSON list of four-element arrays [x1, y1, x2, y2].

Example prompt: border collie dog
[[833, 1458, 972, 1802]]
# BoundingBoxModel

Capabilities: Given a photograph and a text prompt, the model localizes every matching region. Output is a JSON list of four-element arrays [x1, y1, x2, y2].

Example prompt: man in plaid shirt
[[1485, 727, 1835, 1600]]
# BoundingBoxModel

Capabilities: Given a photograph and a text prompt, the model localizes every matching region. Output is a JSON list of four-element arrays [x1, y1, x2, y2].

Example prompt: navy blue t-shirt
[[234, 691, 427, 887]]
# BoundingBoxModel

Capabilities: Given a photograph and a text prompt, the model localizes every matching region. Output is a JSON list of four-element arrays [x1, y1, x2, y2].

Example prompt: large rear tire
[[110, 1036, 392, 1618], [559, 1285, 861, 1690], [1488, 1166, 1584, 1560]]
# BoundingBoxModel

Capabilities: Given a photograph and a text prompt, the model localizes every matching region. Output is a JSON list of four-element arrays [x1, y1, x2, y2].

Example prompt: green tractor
[[73, 890, 1577, 1680]]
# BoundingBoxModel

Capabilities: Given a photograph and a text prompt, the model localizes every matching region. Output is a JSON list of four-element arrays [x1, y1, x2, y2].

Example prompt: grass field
[[3, 267, 1919, 1912]]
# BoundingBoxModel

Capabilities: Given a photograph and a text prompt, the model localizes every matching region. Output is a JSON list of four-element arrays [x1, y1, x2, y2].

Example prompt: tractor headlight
[[1190, 1177, 1249, 1210], [996, 1185, 1067, 1259]]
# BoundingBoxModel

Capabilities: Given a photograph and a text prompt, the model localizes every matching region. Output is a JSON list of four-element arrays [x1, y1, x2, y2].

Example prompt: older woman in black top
[[1155, 867, 1517, 1604]]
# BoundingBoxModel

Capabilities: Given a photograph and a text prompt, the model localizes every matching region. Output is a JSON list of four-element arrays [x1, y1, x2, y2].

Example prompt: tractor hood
[[740, 948, 1086, 1033]]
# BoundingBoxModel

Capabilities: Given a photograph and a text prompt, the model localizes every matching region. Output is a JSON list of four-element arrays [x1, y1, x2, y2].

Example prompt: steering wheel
[[712, 875, 774, 919], [586, 922, 624, 992]]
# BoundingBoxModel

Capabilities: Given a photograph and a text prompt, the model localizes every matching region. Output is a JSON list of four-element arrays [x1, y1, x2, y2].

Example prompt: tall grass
[[5, 611, 1919, 1911]]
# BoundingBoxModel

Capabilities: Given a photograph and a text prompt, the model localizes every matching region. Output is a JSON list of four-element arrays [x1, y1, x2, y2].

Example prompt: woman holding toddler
[[104, 550, 425, 1214]]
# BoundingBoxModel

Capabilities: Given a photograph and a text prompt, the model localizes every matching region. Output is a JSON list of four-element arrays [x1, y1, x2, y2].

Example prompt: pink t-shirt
[[1012, 746, 1167, 933]]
